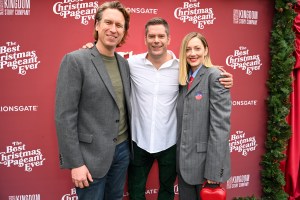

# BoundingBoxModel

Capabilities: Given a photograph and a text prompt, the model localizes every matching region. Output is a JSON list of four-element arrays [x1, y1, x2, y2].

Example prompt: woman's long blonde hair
[[178, 32, 213, 86]]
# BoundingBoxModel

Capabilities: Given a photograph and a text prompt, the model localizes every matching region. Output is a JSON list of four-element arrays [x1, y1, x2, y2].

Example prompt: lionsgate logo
[[8, 194, 41, 200], [0, 0, 30, 15], [0, 105, 38, 112], [226, 46, 262, 75], [126, 7, 158, 14], [174, 0, 216, 29], [229, 130, 258, 156], [0, 141, 46, 172], [233, 9, 258, 25], [227, 174, 250, 189], [0, 41, 41, 75], [53, 0, 98, 25], [231, 99, 258, 106]]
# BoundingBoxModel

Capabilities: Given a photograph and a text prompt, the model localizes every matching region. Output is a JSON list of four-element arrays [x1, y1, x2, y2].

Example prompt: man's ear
[[144, 35, 147, 46], [95, 21, 99, 31]]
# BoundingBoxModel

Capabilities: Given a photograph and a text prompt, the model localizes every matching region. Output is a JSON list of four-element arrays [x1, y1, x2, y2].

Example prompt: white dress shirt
[[128, 51, 179, 153]]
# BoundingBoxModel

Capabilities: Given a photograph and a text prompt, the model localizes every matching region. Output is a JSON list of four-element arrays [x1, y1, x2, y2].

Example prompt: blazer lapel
[[115, 53, 130, 103], [90, 46, 117, 101], [185, 66, 207, 96]]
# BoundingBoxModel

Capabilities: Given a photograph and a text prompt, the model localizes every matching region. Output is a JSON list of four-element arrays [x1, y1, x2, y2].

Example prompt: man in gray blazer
[[55, 1, 131, 200]]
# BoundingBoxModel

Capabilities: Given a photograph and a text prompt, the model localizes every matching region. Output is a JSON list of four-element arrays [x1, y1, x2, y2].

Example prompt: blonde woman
[[176, 32, 231, 200]]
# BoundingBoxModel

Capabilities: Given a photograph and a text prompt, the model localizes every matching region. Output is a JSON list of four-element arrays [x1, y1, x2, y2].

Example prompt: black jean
[[128, 142, 177, 200]]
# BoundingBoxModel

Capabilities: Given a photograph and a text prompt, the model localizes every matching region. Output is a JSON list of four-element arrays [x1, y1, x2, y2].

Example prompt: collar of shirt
[[143, 50, 179, 69], [189, 64, 202, 79]]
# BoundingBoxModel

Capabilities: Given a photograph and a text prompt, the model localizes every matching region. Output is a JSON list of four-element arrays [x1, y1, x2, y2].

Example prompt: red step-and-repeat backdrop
[[0, 0, 274, 199]]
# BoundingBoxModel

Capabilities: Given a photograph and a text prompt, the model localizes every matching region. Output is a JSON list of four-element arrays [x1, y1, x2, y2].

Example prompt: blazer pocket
[[78, 133, 93, 143], [196, 142, 207, 153]]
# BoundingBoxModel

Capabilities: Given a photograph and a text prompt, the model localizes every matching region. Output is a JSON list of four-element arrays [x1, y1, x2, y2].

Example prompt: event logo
[[123, 191, 129, 197], [174, 0, 215, 29], [227, 174, 250, 189], [145, 185, 179, 195], [0, 41, 40, 75], [118, 51, 133, 59], [233, 9, 258, 25], [61, 188, 78, 200], [0, 141, 46, 172], [145, 188, 158, 195], [8, 194, 41, 200], [231, 100, 258, 106], [0, 105, 38, 112], [53, 0, 98, 25], [174, 184, 179, 195], [229, 130, 258, 156], [226, 46, 262, 75], [126, 7, 158, 14], [0, 0, 30, 15]]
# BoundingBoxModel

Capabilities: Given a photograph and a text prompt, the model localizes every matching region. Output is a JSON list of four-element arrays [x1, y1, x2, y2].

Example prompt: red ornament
[[287, 3, 293, 9]]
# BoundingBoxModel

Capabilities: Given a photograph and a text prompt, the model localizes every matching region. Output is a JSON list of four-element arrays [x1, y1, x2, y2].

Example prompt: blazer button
[[59, 154, 63, 166], [113, 138, 118, 143], [116, 120, 119, 123]]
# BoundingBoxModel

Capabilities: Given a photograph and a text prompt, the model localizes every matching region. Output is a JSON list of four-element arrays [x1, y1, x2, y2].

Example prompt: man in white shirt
[[127, 18, 233, 200]]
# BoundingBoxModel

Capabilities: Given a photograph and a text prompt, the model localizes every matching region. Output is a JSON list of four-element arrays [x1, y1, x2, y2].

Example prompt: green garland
[[235, 1, 296, 199], [261, 0, 296, 199]]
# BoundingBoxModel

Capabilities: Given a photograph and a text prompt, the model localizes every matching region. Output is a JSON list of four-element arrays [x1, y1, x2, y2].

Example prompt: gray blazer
[[55, 46, 131, 178], [176, 66, 231, 185]]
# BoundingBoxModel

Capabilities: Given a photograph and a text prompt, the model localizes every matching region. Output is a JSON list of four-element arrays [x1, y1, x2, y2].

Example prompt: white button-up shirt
[[128, 51, 179, 153]]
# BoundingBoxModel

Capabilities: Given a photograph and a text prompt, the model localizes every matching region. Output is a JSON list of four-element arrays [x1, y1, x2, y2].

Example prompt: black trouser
[[128, 142, 177, 200]]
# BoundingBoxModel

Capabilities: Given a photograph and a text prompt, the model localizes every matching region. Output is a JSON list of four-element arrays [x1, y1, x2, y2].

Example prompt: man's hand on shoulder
[[215, 65, 233, 89], [82, 42, 94, 49]]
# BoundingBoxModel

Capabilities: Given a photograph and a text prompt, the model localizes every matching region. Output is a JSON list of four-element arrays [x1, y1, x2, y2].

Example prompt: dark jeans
[[178, 173, 201, 200], [76, 140, 130, 200], [128, 142, 177, 200]]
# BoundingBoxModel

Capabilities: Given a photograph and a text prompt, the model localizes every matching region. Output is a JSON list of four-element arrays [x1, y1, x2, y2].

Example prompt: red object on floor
[[200, 182, 226, 200]]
